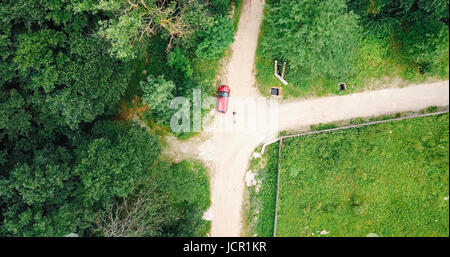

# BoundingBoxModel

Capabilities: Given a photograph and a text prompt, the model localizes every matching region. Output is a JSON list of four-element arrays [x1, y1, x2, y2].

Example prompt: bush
[[210, 0, 231, 15], [140, 75, 176, 126], [168, 47, 193, 79], [196, 16, 234, 60], [261, 0, 360, 81]]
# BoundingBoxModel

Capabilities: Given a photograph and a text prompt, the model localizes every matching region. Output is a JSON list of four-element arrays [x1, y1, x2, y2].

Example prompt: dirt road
[[165, 0, 449, 237]]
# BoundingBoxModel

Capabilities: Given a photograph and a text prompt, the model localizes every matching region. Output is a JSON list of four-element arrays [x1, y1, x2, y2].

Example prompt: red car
[[217, 85, 230, 113]]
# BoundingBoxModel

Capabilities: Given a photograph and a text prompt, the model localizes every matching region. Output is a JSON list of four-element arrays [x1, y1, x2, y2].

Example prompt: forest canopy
[[0, 0, 234, 236]]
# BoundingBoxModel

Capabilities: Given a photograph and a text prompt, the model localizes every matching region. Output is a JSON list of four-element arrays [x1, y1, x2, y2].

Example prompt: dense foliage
[[0, 0, 236, 236], [348, 0, 449, 73], [275, 114, 448, 236], [262, 0, 360, 81], [140, 75, 176, 126], [256, 0, 449, 98], [114, 0, 237, 133], [0, 122, 159, 236], [196, 15, 234, 59], [93, 159, 211, 237]]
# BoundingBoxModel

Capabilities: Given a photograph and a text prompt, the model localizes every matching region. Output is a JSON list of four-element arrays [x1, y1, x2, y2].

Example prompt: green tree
[[0, 89, 32, 141], [96, 0, 214, 59], [0, 0, 133, 130], [74, 123, 161, 208], [209, 0, 231, 15], [152, 160, 211, 237], [0, 146, 82, 236], [140, 75, 176, 126], [195, 15, 234, 59], [0, 22, 14, 87], [168, 47, 193, 79], [0, 121, 162, 236], [13, 29, 130, 129]]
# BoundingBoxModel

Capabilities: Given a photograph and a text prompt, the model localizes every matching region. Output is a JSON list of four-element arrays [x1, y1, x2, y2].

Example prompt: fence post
[[281, 62, 287, 79]]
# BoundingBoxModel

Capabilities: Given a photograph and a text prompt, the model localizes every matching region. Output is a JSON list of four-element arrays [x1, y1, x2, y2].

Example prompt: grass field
[[277, 113, 449, 237], [245, 113, 449, 237]]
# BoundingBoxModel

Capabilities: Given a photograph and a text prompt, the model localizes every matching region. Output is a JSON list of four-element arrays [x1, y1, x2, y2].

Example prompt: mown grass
[[255, 5, 449, 99], [276, 113, 449, 237]]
